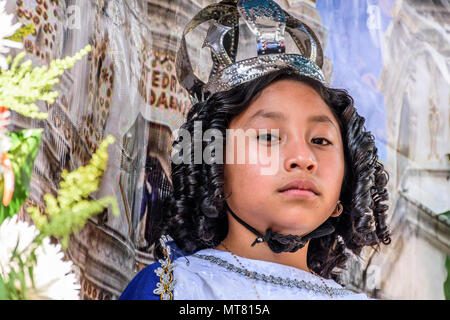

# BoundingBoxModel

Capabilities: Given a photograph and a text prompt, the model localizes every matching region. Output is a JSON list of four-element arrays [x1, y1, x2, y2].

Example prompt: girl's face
[[223, 79, 345, 236]]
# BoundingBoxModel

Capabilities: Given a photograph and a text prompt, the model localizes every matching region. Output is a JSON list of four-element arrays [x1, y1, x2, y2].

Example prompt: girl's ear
[[330, 200, 344, 217]]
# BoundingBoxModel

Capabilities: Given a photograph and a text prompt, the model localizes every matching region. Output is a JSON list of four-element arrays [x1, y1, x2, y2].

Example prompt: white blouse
[[172, 248, 369, 300]]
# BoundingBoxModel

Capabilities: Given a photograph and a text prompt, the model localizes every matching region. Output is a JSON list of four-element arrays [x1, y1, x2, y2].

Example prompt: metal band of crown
[[176, 0, 326, 104], [237, 0, 286, 56], [204, 53, 324, 94]]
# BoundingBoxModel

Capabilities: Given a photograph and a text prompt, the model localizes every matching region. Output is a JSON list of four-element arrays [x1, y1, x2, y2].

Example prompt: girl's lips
[[277, 179, 320, 195], [279, 189, 317, 198]]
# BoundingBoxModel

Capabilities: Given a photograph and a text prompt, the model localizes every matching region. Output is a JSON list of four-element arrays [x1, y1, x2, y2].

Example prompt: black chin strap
[[224, 201, 335, 253]]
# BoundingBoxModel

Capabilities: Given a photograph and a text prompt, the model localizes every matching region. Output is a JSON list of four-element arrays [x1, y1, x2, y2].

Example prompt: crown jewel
[[176, 0, 326, 104]]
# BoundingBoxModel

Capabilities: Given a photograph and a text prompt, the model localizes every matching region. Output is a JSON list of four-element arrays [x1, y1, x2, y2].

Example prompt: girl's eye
[[312, 137, 332, 146], [257, 134, 279, 143]]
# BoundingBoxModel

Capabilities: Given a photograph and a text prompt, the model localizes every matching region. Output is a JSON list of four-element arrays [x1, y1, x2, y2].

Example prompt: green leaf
[[0, 274, 9, 300], [16, 255, 27, 300], [11, 234, 21, 258], [7, 270, 19, 300], [5, 24, 35, 43], [28, 265, 36, 290], [438, 210, 450, 217], [0, 129, 43, 224], [445, 255, 450, 300]]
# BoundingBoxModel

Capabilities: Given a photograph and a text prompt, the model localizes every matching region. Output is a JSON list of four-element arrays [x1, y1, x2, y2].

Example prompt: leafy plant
[[0, 129, 43, 224], [27, 135, 119, 250], [0, 44, 93, 223], [438, 210, 449, 217], [445, 255, 450, 300], [437, 210, 450, 300], [5, 24, 35, 43], [0, 231, 38, 300], [0, 12, 113, 299], [0, 45, 91, 119], [1, 135, 118, 299]]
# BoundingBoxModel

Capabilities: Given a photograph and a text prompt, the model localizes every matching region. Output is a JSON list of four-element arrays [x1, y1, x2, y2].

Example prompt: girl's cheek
[[319, 153, 345, 184], [248, 142, 280, 171], [227, 136, 281, 181]]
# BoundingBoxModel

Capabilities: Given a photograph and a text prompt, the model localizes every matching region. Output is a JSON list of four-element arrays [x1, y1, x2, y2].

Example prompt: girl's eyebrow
[[245, 109, 286, 125], [308, 114, 338, 130], [246, 110, 337, 130]]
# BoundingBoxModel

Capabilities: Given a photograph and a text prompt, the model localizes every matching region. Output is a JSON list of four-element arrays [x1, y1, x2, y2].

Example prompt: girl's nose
[[284, 141, 317, 173]]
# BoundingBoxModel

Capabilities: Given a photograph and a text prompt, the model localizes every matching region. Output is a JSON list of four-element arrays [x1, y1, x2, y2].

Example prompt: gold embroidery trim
[[153, 235, 176, 300]]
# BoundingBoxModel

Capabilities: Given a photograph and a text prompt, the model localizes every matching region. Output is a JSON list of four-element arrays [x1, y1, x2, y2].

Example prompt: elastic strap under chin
[[224, 201, 335, 253]]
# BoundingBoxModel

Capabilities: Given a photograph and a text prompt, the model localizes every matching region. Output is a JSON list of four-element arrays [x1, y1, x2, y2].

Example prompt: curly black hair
[[150, 69, 391, 281]]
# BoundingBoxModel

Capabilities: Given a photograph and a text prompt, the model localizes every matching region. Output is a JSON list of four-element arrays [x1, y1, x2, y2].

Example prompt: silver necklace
[[220, 242, 261, 299], [197, 242, 343, 298]]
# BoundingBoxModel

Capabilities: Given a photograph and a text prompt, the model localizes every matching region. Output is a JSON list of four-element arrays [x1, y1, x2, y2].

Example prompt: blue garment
[[119, 241, 187, 300], [119, 262, 161, 300], [119, 240, 369, 300]]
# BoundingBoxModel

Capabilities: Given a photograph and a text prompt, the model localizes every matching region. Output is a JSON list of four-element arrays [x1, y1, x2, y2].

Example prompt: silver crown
[[176, 0, 326, 103]]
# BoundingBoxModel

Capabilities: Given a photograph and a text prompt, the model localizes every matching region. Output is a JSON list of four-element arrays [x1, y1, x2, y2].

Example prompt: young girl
[[119, 0, 391, 300]]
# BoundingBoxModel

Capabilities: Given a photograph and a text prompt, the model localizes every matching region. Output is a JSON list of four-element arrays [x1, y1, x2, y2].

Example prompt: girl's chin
[[266, 212, 321, 232], [269, 221, 316, 235]]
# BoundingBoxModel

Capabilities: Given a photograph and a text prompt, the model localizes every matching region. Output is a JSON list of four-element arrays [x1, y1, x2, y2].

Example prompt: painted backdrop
[[7, 0, 449, 299]]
